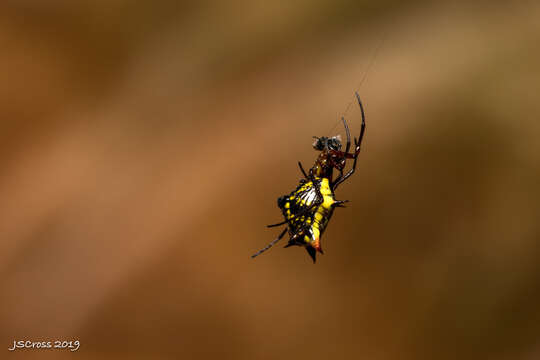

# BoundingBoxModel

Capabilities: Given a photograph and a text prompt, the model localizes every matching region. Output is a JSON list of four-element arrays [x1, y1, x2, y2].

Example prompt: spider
[[251, 92, 366, 262]]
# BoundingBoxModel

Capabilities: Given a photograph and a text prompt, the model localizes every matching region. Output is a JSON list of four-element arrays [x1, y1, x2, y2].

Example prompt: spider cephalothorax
[[252, 92, 366, 263]]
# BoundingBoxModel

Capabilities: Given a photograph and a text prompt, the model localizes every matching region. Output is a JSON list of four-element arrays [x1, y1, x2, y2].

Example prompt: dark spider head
[[312, 135, 342, 151]]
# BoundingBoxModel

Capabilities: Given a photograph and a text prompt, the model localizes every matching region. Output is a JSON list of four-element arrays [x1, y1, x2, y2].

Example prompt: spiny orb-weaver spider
[[252, 92, 366, 263]]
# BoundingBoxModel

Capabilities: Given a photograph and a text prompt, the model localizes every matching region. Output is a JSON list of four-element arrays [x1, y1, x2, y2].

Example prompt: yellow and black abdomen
[[277, 177, 335, 258]]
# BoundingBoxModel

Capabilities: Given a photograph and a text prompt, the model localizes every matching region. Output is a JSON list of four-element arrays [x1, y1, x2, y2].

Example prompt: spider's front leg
[[332, 93, 366, 190]]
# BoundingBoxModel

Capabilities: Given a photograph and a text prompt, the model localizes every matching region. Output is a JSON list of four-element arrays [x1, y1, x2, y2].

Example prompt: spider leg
[[332, 142, 359, 190], [333, 199, 349, 208], [331, 116, 351, 186], [251, 227, 288, 258], [298, 161, 308, 179], [332, 161, 345, 188], [342, 116, 351, 154], [332, 93, 366, 190], [356, 92, 366, 152]]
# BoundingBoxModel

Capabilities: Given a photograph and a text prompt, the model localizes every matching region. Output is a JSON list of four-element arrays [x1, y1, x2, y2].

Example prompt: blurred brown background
[[1, 1, 540, 359]]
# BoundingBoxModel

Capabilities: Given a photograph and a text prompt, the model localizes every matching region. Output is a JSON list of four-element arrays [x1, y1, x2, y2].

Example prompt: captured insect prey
[[252, 92, 366, 263]]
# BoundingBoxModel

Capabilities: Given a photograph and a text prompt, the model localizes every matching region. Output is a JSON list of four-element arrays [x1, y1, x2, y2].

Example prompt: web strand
[[325, 32, 386, 136]]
